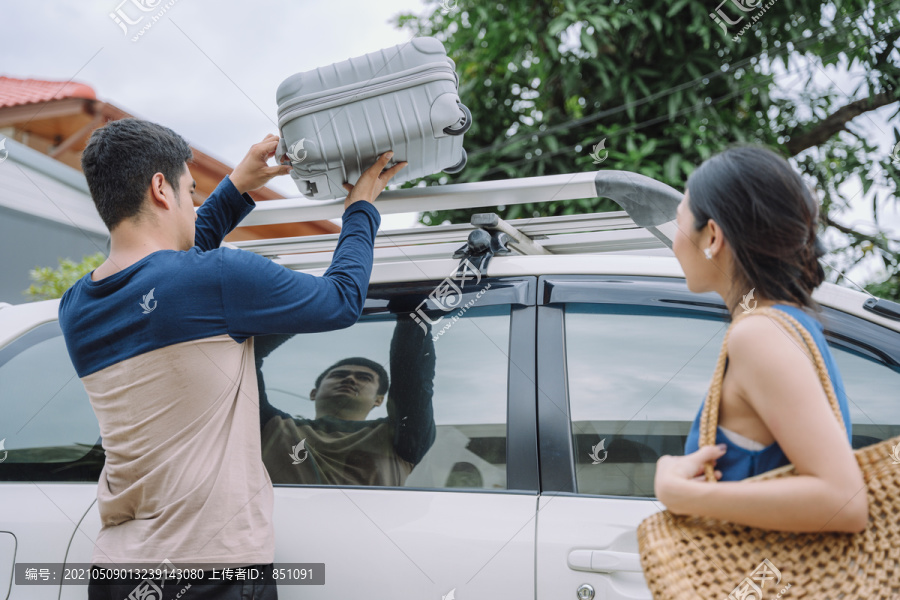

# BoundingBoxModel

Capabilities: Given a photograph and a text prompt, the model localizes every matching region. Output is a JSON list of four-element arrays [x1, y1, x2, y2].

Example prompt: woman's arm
[[655, 315, 868, 533]]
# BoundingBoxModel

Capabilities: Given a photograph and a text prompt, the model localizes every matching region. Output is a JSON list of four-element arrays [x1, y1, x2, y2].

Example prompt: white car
[[1, 172, 899, 600]]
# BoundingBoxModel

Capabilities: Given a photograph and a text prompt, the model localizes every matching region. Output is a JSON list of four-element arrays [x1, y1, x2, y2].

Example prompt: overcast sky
[[2, 0, 428, 227], [2, 0, 897, 283]]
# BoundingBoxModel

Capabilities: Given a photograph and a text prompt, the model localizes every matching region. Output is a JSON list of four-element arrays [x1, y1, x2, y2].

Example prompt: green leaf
[[24, 253, 106, 301], [670, 0, 692, 17], [545, 135, 561, 153], [581, 29, 598, 56], [586, 15, 609, 33], [548, 17, 570, 37], [664, 154, 680, 182]]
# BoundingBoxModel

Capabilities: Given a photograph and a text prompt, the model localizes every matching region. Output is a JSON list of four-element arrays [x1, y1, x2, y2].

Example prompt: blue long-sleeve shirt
[[56, 175, 380, 565], [60, 176, 381, 376]]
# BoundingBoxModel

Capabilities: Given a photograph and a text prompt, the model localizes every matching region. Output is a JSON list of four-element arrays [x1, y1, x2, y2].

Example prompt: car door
[[0, 312, 103, 600], [254, 274, 539, 599], [533, 275, 900, 599]]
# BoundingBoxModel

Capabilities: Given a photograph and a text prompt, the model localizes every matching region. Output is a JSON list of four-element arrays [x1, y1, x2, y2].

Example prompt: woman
[[653, 146, 868, 533]]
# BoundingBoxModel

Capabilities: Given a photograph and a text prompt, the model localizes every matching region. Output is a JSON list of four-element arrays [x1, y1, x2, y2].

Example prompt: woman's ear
[[706, 218, 727, 258]]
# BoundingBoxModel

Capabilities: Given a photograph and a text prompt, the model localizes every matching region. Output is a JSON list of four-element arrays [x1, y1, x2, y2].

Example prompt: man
[[254, 311, 436, 486], [58, 118, 406, 599]]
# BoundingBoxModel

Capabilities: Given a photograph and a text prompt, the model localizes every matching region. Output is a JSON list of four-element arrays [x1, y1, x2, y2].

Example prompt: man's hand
[[343, 152, 408, 210], [230, 134, 293, 195]]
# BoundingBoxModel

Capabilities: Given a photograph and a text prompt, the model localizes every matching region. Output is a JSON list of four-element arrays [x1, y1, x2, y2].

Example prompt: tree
[[24, 253, 105, 301], [394, 0, 900, 299]]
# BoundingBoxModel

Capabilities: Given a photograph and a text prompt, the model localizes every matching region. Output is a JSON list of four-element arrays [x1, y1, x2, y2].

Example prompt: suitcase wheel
[[443, 148, 467, 175], [443, 102, 472, 136]]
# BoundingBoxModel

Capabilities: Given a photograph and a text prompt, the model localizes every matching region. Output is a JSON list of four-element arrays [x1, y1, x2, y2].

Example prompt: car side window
[[565, 303, 900, 498], [830, 344, 900, 449], [0, 322, 103, 482], [256, 300, 510, 490], [565, 304, 729, 498]]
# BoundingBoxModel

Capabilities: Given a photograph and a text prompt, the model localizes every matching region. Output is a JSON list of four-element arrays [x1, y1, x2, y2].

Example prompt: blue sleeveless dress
[[683, 304, 853, 481]]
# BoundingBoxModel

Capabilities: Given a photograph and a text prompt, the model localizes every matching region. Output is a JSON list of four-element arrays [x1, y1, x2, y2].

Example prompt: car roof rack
[[230, 170, 682, 271]]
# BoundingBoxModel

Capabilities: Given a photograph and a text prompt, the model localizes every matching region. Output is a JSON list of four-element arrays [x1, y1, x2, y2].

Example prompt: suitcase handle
[[275, 138, 289, 165]]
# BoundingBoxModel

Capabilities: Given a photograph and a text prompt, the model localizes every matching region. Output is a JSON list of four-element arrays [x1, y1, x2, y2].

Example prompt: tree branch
[[821, 214, 900, 246], [785, 92, 897, 156]]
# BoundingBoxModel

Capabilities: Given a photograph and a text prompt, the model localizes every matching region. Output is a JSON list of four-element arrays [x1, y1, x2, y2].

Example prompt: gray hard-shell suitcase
[[275, 37, 471, 200]]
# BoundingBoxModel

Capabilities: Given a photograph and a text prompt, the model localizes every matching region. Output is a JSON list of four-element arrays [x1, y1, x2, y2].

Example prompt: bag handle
[[699, 306, 845, 482]]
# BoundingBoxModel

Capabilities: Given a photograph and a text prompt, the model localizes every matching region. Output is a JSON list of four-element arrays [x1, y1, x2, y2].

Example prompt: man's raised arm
[[220, 151, 407, 341], [193, 134, 292, 251], [388, 313, 437, 465]]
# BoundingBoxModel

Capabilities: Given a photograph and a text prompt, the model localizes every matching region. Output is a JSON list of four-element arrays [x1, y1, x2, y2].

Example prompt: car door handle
[[567, 549, 643, 573]]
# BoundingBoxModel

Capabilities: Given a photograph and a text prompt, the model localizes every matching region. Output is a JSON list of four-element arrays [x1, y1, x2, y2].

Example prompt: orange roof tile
[[0, 76, 97, 108]]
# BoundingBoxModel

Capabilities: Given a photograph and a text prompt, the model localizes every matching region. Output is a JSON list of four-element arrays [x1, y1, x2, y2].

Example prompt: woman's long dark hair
[[686, 146, 826, 310]]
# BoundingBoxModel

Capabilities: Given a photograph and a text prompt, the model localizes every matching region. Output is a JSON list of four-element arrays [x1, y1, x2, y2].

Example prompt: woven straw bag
[[637, 306, 900, 599]]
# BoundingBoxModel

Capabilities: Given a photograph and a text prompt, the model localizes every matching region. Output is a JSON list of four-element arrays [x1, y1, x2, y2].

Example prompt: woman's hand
[[654, 444, 725, 514]]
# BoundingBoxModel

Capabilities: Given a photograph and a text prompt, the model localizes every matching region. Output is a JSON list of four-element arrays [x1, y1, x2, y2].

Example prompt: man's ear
[[309, 388, 317, 402], [148, 172, 176, 211], [373, 394, 385, 407]]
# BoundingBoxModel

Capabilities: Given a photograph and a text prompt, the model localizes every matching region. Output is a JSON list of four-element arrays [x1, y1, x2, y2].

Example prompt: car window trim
[[540, 275, 900, 367], [362, 276, 535, 315], [0, 320, 64, 369]]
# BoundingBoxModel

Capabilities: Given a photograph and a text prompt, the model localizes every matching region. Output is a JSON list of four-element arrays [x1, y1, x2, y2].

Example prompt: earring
[[704, 248, 713, 260]]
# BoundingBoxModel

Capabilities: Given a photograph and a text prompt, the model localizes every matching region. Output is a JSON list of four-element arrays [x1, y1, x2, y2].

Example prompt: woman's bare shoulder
[[726, 312, 807, 363]]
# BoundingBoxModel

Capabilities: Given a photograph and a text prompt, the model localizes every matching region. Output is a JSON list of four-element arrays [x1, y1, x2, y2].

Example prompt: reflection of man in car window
[[255, 314, 436, 486]]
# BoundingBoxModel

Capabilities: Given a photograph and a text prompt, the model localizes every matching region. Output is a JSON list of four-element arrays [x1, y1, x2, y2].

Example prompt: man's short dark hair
[[315, 358, 389, 396], [81, 118, 193, 231]]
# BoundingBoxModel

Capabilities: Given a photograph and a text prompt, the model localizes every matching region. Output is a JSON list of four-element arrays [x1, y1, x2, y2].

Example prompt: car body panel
[[535, 495, 657, 599], [65, 490, 538, 599], [1, 484, 96, 599]]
